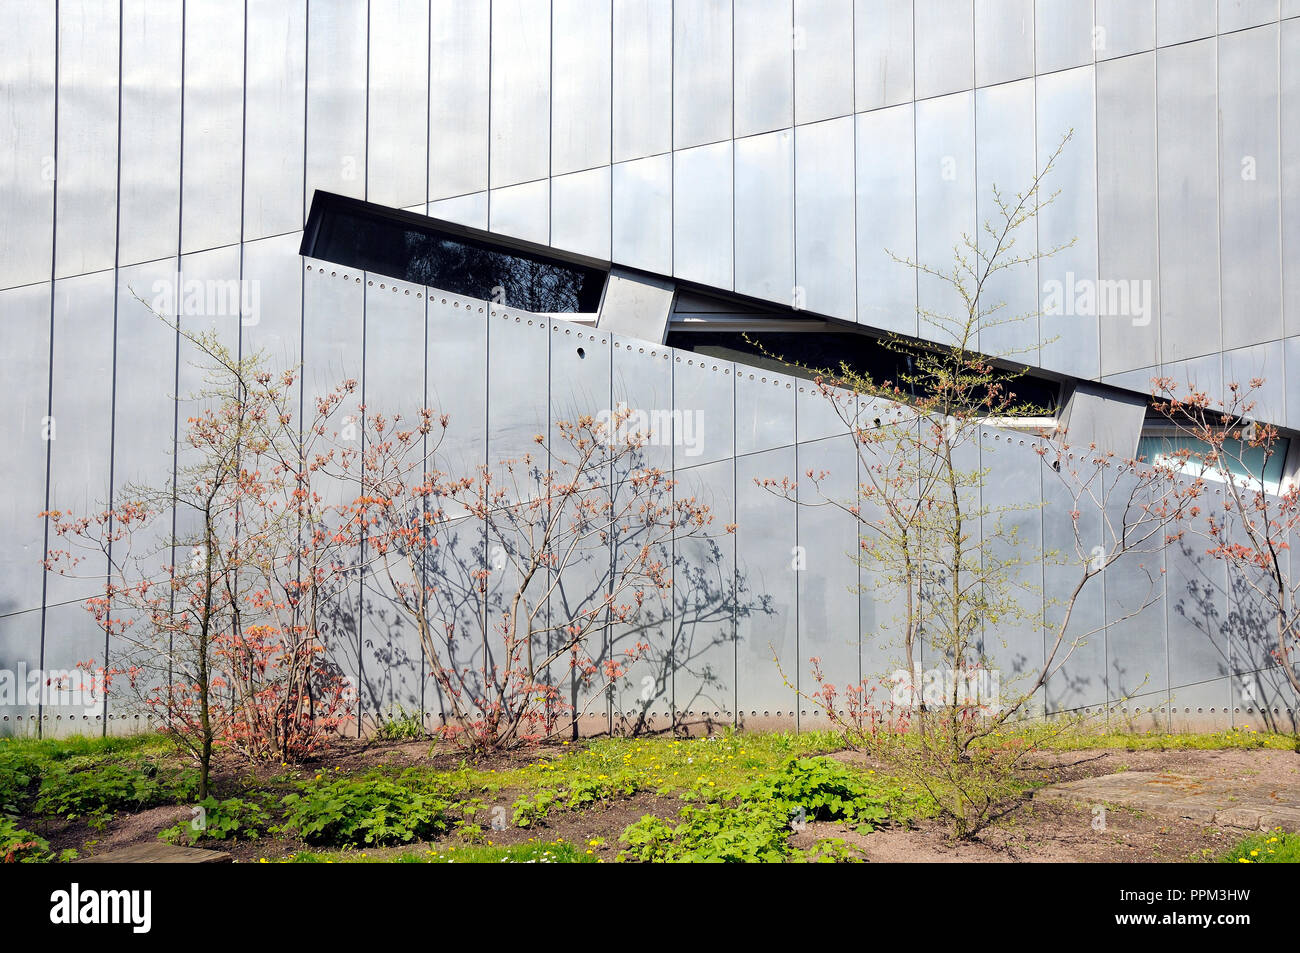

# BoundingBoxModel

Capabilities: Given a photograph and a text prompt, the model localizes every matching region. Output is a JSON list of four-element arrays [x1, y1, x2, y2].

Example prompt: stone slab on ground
[[1034, 770, 1300, 832], [76, 843, 233, 863]]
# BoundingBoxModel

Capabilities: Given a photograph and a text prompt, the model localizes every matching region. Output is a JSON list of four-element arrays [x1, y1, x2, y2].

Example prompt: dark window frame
[[301, 190, 610, 313]]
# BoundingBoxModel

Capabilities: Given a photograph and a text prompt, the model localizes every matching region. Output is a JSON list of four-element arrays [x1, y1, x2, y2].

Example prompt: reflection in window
[[667, 330, 1062, 416], [1137, 429, 1289, 492], [303, 194, 606, 313]]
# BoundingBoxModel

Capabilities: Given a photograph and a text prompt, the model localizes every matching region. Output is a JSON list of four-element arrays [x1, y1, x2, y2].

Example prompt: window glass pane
[[1137, 433, 1289, 488], [305, 195, 606, 313]]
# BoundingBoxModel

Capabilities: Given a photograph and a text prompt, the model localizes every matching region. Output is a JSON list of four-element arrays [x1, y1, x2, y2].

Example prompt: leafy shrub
[[374, 706, 426, 742], [279, 775, 449, 847], [0, 815, 76, 863], [34, 759, 199, 821], [0, 749, 42, 813], [735, 756, 892, 829], [620, 756, 906, 862], [160, 796, 271, 845], [512, 773, 640, 828], [621, 802, 794, 863]]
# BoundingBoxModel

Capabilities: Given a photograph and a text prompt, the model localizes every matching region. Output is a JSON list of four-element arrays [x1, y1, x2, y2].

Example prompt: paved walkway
[[1034, 770, 1300, 831], [76, 843, 232, 863]]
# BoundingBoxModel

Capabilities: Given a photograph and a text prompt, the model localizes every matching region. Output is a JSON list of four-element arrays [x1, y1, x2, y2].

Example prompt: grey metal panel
[[305, 0, 367, 204], [1157, 39, 1220, 364], [673, 141, 733, 290], [599, 269, 674, 343], [429, 0, 489, 202], [1097, 52, 1160, 376], [611, 332, 675, 472], [672, 457, 736, 725], [551, 323, 614, 723], [429, 191, 488, 230], [1034, 0, 1093, 74], [1041, 444, 1106, 711], [1285, 20, 1300, 337], [361, 276, 428, 716], [118, 0, 182, 269], [1223, 341, 1285, 425], [550, 166, 611, 260], [1220, 24, 1282, 351], [673, 0, 732, 149], [734, 129, 794, 304], [914, 91, 974, 342], [974, 0, 1034, 88], [796, 433, 859, 722], [0, 282, 50, 732], [795, 0, 855, 124], [735, 365, 796, 456], [1037, 66, 1099, 379], [795, 117, 856, 320], [490, 0, 551, 188], [243, 0, 306, 240], [426, 292, 488, 481], [975, 79, 1038, 363], [612, 154, 672, 274], [1059, 384, 1147, 457], [736, 449, 797, 722], [299, 265, 364, 730], [979, 431, 1046, 711], [489, 178, 550, 245], [1220, 0, 1280, 33], [914, 0, 973, 101], [1288, 336, 1300, 428], [0, 4, 55, 289], [1161, 351, 1224, 401], [180, 0, 244, 254], [1165, 536, 1231, 700], [367, 0, 429, 210], [612, 0, 673, 162], [240, 231, 303, 368], [1093, 0, 1154, 60], [796, 378, 854, 443], [854, 0, 914, 110], [552, 0, 612, 176], [487, 307, 550, 472], [734, 0, 793, 139], [1103, 473, 1168, 706], [112, 260, 178, 504], [171, 245, 243, 539], [1155, 0, 1215, 47], [855, 104, 916, 335], [852, 0, 915, 109], [43, 272, 116, 686], [673, 350, 733, 468], [53, 0, 120, 279], [551, 320, 612, 427], [1286, 0, 1300, 18], [0, 283, 51, 629]]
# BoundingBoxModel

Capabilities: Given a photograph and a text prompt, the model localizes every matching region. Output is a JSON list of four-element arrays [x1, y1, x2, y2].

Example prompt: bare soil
[[25, 740, 1298, 862]]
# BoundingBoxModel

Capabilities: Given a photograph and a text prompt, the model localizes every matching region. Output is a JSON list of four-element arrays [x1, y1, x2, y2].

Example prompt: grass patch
[[1039, 726, 1296, 751], [1222, 830, 1300, 863]]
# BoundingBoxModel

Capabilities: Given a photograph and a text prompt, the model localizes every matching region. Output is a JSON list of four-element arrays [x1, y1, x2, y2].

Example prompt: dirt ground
[[29, 741, 1297, 863]]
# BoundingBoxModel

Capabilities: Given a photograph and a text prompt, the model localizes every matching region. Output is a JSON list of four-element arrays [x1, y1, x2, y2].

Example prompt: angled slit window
[[302, 191, 607, 313]]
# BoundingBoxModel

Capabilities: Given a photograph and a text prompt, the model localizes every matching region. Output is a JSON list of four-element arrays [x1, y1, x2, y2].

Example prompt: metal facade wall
[[3, 0, 1300, 735]]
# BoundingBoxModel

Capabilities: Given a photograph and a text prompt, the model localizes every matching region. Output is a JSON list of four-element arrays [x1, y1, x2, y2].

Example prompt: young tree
[[1148, 378, 1300, 703], [757, 133, 1197, 835], [43, 322, 360, 795], [359, 405, 724, 751]]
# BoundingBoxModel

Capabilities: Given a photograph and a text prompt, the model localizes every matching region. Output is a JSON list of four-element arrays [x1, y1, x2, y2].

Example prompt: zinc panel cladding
[[5, 4, 1300, 734]]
